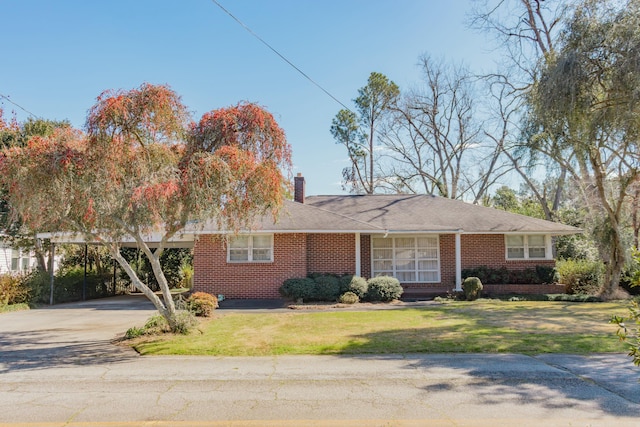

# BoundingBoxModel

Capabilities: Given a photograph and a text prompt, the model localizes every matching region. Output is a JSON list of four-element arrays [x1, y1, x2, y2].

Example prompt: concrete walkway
[[0, 296, 639, 426]]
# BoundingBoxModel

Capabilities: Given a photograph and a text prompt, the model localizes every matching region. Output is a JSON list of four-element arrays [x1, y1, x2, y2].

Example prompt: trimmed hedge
[[187, 292, 218, 317], [279, 277, 316, 301], [313, 275, 341, 301], [280, 273, 399, 302], [462, 276, 483, 301], [366, 276, 403, 302], [339, 275, 368, 298], [461, 265, 557, 285]]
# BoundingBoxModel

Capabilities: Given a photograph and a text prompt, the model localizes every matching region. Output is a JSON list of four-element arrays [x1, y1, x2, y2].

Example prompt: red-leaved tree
[[0, 84, 291, 330]]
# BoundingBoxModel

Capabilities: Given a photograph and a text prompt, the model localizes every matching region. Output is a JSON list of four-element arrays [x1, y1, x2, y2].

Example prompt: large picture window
[[227, 234, 273, 263], [372, 235, 440, 283], [505, 235, 549, 260]]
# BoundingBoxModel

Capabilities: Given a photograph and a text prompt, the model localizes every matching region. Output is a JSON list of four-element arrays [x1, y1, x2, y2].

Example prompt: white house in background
[[0, 243, 39, 275]]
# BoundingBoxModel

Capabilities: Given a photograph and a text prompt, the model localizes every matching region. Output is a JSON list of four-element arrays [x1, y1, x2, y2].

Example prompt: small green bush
[[124, 326, 146, 339], [462, 276, 483, 301], [279, 278, 315, 301], [172, 310, 198, 334], [339, 275, 368, 298], [366, 276, 403, 302], [0, 274, 31, 305], [187, 292, 218, 317], [125, 311, 197, 337], [556, 259, 604, 295], [313, 274, 341, 301], [338, 291, 359, 304]]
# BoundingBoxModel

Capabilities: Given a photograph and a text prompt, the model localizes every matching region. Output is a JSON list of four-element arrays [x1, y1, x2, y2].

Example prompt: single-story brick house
[[191, 175, 579, 299], [41, 174, 579, 298]]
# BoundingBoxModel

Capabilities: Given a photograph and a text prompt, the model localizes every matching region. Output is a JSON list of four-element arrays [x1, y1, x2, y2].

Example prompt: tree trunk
[[33, 237, 49, 273], [600, 226, 625, 299], [109, 246, 178, 330]]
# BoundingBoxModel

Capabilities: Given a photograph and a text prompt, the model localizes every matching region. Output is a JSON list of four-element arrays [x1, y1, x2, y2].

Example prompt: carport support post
[[83, 244, 87, 301], [455, 231, 462, 292], [49, 242, 55, 305]]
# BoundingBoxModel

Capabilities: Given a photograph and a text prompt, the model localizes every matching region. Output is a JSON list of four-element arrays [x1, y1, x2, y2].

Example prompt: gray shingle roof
[[196, 199, 384, 233], [304, 194, 579, 235]]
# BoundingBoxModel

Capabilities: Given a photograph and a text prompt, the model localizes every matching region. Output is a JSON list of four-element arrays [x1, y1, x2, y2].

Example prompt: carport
[[36, 232, 196, 305]]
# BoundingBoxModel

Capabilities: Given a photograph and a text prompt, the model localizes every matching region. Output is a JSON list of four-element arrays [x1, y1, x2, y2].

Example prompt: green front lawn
[[132, 300, 631, 356]]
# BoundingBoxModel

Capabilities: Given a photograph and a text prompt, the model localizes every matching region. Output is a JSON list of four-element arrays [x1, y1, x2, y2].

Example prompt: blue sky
[[1, 0, 495, 196]]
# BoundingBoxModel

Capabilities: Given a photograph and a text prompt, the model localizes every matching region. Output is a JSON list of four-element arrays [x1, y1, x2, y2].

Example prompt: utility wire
[[0, 93, 38, 119], [210, 0, 353, 113]]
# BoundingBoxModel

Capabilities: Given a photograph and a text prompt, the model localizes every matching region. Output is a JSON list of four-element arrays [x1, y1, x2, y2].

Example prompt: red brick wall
[[360, 234, 371, 279], [193, 234, 307, 299], [306, 234, 356, 275], [193, 232, 557, 299], [440, 235, 456, 287], [460, 234, 555, 271]]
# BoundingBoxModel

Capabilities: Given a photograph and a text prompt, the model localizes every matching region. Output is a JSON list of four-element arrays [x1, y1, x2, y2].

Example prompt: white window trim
[[505, 234, 552, 260], [371, 234, 441, 283], [226, 234, 274, 263]]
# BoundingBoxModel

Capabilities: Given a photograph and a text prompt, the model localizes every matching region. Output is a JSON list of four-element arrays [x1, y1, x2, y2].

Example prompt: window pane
[[418, 271, 439, 282], [372, 238, 392, 248], [252, 235, 271, 248], [396, 271, 415, 282], [395, 249, 415, 260], [396, 238, 414, 249], [229, 249, 249, 261], [528, 247, 546, 258], [395, 260, 415, 271], [21, 258, 30, 270], [11, 258, 18, 271], [528, 235, 545, 246], [372, 249, 392, 260], [506, 235, 524, 246], [507, 247, 525, 259], [229, 236, 249, 249], [417, 248, 438, 259], [418, 260, 438, 270], [416, 237, 437, 248], [252, 248, 271, 261], [373, 260, 393, 271]]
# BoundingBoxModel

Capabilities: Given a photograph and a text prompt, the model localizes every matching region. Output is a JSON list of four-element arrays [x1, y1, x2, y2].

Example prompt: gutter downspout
[[355, 233, 361, 277]]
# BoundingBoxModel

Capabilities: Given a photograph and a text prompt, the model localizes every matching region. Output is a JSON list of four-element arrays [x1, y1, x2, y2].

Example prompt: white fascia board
[[192, 229, 383, 235], [466, 230, 581, 236], [36, 231, 196, 244], [374, 229, 463, 235]]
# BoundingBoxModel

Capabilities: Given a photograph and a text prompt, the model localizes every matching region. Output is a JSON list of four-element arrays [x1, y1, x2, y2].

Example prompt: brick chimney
[[294, 173, 305, 203]]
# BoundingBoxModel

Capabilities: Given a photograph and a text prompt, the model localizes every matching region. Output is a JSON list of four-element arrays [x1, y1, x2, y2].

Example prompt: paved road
[[1, 297, 639, 426]]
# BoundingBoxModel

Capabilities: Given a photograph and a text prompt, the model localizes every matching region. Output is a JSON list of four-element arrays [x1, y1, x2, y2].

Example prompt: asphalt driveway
[[0, 295, 157, 370]]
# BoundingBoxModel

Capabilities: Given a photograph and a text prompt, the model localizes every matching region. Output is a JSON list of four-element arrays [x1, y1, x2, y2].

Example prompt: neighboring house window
[[10, 248, 33, 272], [372, 236, 440, 283], [227, 234, 273, 263], [505, 235, 549, 260], [11, 249, 20, 271]]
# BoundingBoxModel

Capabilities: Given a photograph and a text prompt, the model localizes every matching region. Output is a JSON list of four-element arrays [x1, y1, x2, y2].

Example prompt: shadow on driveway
[[0, 295, 157, 373]]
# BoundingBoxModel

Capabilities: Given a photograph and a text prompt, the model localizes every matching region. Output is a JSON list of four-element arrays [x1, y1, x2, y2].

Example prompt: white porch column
[[355, 233, 361, 277], [455, 232, 462, 291]]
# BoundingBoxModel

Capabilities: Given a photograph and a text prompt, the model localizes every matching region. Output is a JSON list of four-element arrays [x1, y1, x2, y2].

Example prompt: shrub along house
[[191, 175, 579, 299]]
